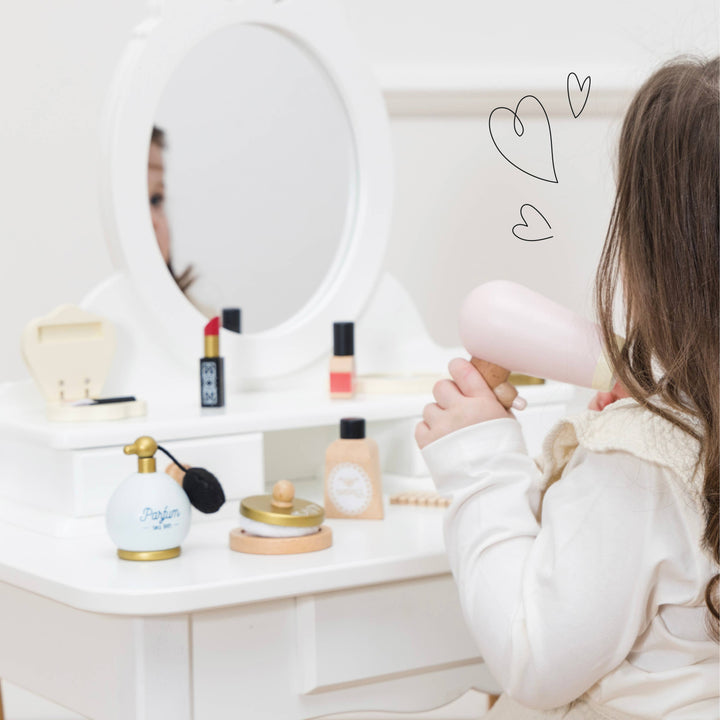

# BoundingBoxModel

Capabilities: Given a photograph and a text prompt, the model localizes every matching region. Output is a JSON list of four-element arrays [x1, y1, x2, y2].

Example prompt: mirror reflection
[[149, 23, 357, 331]]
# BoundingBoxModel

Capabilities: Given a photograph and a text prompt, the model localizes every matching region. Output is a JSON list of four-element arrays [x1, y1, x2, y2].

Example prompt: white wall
[[0, 2, 148, 383], [2, 0, 717, 382], [341, 0, 719, 346]]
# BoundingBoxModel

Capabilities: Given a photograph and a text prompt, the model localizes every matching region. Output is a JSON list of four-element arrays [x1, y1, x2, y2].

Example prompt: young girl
[[416, 57, 719, 719]]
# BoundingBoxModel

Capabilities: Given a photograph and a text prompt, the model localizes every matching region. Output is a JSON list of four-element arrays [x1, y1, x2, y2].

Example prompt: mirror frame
[[101, 0, 392, 381]]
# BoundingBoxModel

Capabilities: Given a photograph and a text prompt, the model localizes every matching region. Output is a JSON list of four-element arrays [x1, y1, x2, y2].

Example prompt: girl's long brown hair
[[595, 57, 720, 639]]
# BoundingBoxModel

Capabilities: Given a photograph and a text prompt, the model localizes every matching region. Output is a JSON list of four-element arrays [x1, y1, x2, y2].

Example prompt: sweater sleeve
[[422, 418, 671, 709]]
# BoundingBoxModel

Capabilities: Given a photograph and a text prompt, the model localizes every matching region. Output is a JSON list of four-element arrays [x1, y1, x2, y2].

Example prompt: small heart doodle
[[512, 204, 553, 242], [489, 95, 558, 184], [567, 72, 591, 118]]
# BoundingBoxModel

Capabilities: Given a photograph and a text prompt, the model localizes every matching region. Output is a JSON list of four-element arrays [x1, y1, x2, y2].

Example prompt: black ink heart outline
[[489, 95, 558, 184], [512, 203, 553, 242], [567, 72, 591, 118]]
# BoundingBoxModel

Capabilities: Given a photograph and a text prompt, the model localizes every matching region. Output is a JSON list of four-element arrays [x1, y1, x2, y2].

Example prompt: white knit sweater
[[422, 398, 719, 719]]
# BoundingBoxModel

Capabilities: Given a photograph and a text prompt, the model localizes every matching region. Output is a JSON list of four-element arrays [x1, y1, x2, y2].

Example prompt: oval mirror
[[102, 1, 392, 383], [151, 23, 356, 332]]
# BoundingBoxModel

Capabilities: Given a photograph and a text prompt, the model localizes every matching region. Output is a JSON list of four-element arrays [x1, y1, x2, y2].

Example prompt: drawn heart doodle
[[489, 95, 558, 184], [512, 204, 553, 242], [567, 72, 591, 118]]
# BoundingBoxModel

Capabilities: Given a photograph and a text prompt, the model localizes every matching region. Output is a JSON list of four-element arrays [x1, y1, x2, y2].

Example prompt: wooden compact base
[[229, 526, 332, 555]]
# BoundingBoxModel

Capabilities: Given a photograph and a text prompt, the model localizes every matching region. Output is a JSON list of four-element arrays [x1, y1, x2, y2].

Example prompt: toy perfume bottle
[[105, 436, 192, 561], [324, 418, 383, 519], [329, 321, 355, 398]]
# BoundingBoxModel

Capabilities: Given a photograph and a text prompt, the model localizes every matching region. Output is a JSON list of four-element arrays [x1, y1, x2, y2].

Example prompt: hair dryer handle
[[470, 357, 526, 411]]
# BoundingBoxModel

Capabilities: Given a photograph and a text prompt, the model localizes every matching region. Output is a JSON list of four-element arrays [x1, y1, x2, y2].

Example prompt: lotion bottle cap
[[340, 417, 365, 439]]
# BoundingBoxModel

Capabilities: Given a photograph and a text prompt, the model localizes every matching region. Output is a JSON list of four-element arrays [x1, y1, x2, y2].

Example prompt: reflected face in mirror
[[152, 23, 357, 333], [149, 127, 199, 303], [148, 129, 170, 264]]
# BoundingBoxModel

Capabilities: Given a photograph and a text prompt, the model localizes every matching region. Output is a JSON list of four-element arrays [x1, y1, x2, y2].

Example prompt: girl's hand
[[415, 358, 513, 450], [588, 380, 630, 411]]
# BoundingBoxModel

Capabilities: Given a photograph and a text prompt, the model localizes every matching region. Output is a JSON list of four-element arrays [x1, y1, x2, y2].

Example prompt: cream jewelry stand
[[21, 304, 146, 422]]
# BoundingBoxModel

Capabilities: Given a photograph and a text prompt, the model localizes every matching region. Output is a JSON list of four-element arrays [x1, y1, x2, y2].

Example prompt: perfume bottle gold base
[[117, 547, 181, 561]]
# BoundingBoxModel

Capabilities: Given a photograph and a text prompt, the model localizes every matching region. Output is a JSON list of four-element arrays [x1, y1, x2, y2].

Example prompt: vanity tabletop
[[0, 381, 573, 449], [0, 384, 435, 449], [0, 480, 450, 617]]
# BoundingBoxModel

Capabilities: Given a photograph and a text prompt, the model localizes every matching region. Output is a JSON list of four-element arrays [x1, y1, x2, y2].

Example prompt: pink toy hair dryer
[[459, 281, 619, 410]]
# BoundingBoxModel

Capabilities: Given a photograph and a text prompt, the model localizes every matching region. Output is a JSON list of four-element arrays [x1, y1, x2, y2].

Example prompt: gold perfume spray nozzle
[[124, 436, 158, 474]]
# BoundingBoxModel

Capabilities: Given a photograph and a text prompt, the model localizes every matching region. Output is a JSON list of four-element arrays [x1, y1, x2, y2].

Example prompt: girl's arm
[[419, 360, 681, 709]]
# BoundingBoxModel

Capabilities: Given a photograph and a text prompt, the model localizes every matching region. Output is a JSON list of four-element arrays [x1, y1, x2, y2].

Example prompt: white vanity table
[[0, 464, 495, 720], [0, 381, 573, 720], [0, 1, 576, 717]]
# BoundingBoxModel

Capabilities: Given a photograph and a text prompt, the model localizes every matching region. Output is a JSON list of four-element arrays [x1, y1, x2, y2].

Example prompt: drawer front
[[298, 575, 481, 693], [75, 432, 264, 516]]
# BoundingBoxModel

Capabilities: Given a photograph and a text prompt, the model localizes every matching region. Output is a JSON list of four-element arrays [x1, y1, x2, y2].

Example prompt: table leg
[[0, 582, 192, 720]]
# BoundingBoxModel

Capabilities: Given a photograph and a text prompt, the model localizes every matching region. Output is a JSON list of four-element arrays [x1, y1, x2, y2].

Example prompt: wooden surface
[[470, 357, 518, 409], [228, 526, 333, 554]]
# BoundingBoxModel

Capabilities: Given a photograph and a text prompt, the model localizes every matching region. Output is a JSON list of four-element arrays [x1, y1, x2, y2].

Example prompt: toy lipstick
[[200, 316, 225, 408]]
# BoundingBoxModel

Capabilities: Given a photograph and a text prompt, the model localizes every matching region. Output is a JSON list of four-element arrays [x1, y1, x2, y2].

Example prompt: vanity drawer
[[76, 432, 264, 516], [191, 576, 483, 717], [0, 432, 264, 519], [297, 575, 481, 693]]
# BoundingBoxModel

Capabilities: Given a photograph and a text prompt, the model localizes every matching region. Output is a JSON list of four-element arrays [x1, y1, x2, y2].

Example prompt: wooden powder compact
[[229, 480, 332, 554]]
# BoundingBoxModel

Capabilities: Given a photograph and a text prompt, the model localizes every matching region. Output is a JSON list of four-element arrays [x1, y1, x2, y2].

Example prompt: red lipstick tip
[[204, 317, 220, 336]]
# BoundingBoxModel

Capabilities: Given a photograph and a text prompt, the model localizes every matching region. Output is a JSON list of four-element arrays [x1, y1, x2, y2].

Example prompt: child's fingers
[[414, 420, 431, 449], [432, 378, 461, 409], [448, 358, 495, 399], [422, 402, 443, 426]]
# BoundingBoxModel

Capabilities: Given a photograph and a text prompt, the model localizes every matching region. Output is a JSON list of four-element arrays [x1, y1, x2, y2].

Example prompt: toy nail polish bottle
[[329, 322, 355, 398], [105, 436, 192, 561]]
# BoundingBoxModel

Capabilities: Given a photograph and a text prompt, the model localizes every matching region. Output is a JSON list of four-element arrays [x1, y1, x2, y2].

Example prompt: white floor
[[2, 681, 491, 719]]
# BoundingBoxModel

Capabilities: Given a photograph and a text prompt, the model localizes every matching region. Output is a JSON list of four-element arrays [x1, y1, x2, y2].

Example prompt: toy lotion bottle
[[325, 418, 383, 519], [106, 436, 192, 561], [329, 322, 355, 398]]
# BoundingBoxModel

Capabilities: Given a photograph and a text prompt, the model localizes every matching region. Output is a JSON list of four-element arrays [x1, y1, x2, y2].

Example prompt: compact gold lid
[[241, 480, 324, 528]]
